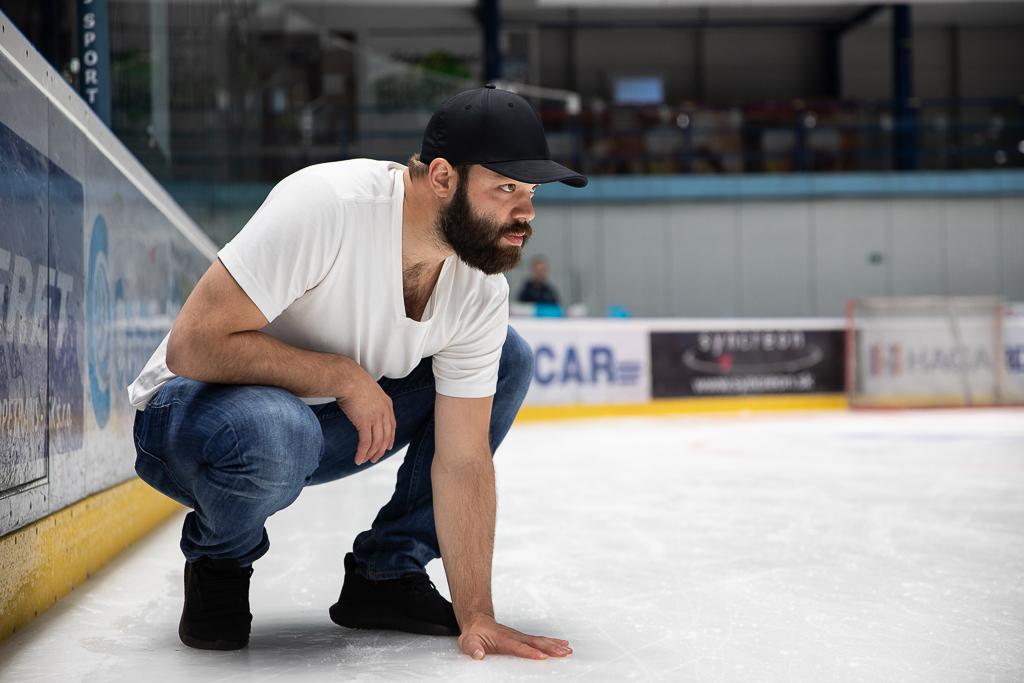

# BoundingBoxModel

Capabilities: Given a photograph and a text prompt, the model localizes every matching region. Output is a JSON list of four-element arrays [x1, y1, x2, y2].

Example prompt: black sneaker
[[178, 557, 254, 650], [329, 552, 460, 636]]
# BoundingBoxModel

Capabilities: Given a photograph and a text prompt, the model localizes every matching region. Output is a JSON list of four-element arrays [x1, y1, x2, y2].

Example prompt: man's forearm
[[432, 457, 497, 627], [167, 327, 356, 398]]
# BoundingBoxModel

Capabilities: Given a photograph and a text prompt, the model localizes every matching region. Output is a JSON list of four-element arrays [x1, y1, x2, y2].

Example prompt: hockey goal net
[[845, 296, 1018, 408]]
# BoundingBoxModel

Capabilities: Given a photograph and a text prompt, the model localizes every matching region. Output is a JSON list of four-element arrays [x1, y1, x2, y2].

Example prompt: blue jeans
[[133, 325, 533, 579]]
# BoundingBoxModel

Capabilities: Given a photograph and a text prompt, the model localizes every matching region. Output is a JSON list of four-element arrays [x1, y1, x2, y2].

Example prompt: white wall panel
[[812, 200, 889, 316], [599, 204, 671, 317], [738, 201, 813, 316], [567, 204, 606, 314], [667, 202, 739, 316], [888, 198, 947, 296], [945, 198, 1001, 296], [998, 198, 1024, 302]]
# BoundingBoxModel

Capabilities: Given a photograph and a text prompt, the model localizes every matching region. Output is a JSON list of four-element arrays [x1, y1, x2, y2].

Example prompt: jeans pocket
[[133, 401, 172, 456], [133, 403, 195, 508]]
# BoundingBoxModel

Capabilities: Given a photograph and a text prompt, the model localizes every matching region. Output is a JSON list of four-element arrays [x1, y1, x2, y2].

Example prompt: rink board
[[0, 10, 215, 534], [0, 12, 214, 638], [514, 317, 848, 407]]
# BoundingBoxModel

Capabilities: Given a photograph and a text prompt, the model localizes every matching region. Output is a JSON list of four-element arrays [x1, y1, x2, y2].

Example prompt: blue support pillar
[[824, 29, 840, 99], [481, 0, 502, 83], [892, 4, 917, 170]]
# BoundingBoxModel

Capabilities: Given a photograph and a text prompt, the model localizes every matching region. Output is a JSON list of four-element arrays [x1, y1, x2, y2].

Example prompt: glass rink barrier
[[0, 9, 216, 637]]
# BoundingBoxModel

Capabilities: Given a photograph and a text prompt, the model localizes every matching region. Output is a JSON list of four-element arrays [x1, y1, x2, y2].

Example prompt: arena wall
[[513, 189, 1024, 320]]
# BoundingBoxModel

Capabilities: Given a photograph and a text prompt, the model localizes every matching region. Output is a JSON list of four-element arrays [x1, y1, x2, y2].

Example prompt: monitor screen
[[613, 77, 664, 106]]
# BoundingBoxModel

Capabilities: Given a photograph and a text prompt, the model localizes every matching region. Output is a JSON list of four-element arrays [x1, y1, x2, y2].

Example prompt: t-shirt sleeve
[[216, 172, 342, 323], [433, 278, 510, 398]]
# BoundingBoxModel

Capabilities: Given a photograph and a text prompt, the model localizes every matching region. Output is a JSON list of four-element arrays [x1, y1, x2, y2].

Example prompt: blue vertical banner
[[78, 0, 111, 126], [0, 121, 52, 492]]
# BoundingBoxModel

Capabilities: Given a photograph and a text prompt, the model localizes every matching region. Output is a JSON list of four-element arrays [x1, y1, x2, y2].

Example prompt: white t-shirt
[[127, 159, 510, 411]]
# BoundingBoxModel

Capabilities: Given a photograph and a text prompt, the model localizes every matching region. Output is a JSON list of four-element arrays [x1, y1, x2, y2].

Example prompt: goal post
[[845, 296, 1011, 409]]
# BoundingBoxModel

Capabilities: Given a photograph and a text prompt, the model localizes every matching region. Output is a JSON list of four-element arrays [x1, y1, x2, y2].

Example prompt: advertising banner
[[1, 121, 50, 493], [650, 328, 845, 398], [513, 320, 649, 405], [854, 314, 1001, 404]]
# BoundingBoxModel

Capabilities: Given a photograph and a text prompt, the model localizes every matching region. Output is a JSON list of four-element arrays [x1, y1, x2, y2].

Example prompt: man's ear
[[427, 159, 459, 199]]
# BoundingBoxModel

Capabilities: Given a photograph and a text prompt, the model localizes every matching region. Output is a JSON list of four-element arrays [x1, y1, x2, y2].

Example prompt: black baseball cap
[[419, 84, 588, 188]]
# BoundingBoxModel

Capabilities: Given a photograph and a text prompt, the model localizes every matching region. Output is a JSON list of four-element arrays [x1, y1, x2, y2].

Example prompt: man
[[517, 254, 560, 305], [127, 85, 587, 660]]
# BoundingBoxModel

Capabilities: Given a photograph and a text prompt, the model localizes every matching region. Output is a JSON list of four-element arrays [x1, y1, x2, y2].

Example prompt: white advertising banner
[[855, 314, 1002, 404], [512, 319, 650, 406]]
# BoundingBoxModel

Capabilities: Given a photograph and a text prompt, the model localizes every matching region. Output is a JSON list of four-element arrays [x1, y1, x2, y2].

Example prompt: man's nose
[[512, 195, 535, 223]]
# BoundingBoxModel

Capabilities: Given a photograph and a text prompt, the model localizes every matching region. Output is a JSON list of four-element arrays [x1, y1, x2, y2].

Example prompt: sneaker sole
[[179, 626, 249, 651], [329, 602, 459, 637]]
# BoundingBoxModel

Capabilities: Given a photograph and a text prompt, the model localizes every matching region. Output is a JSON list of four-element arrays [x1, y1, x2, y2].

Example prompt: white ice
[[2, 409, 1023, 682]]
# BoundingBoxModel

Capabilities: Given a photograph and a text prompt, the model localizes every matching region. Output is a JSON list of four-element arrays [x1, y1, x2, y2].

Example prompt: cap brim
[[482, 159, 588, 188]]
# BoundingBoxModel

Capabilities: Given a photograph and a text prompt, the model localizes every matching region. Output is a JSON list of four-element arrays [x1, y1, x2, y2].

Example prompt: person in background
[[517, 255, 560, 306]]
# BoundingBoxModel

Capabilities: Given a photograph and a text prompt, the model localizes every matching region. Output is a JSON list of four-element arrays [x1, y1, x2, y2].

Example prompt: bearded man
[[127, 85, 587, 661]]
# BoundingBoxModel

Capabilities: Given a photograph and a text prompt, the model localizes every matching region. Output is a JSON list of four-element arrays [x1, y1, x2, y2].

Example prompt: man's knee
[[217, 388, 323, 490], [498, 325, 535, 399]]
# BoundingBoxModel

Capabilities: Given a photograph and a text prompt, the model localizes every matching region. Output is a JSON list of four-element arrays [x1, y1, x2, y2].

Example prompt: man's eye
[[499, 183, 515, 193]]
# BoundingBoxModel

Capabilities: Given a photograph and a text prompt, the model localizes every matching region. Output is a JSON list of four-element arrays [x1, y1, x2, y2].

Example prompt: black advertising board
[[650, 329, 845, 398]]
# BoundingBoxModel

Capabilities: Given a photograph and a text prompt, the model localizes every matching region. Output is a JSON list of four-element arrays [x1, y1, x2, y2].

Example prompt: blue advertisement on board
[[0, 120, 50, 491], [0, 120, 84, 496]]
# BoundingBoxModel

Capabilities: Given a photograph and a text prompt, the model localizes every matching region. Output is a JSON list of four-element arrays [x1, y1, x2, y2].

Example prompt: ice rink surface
[[2, 408, 1023, 682]]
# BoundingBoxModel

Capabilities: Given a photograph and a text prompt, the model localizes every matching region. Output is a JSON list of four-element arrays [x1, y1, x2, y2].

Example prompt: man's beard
[[436, 180, 532, 275]]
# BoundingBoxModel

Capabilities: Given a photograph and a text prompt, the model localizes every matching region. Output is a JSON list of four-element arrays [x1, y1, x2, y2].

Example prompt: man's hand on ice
[[458, 615, 572, 661]]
